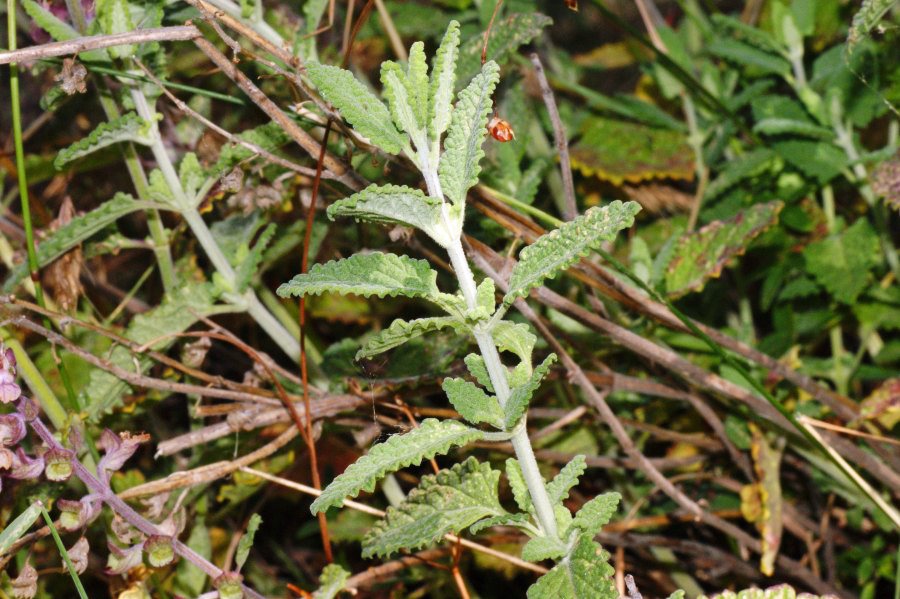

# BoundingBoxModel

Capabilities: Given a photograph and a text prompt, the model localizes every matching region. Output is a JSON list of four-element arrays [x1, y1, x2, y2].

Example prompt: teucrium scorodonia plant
[[278, 21, 640, 597]]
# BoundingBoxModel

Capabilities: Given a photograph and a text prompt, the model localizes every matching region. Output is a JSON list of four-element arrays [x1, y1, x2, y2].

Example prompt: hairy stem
[[131, 86, 301, 360], [424, 171, 559, 538]]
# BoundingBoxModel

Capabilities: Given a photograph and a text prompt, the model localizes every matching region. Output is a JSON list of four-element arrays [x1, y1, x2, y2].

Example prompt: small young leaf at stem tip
[[504, 353, 557, 429], [546, 455, 587, 506], [312, 564, 351, 599], [310, 419, 483, 514], [439, 61, 501, 205], [568, 492, 621, 536], [429, 21, 461, 140], [442, 378, 504, 428], [504, 201, 641, 304]]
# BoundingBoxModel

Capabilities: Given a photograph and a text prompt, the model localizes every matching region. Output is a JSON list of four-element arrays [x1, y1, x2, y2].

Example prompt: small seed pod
[[144, 535, 176, 568], [57, 499, 90, 531], [488, 116, 515, 142], [44, 447, 74, 482], [214, 572, 244, 599]]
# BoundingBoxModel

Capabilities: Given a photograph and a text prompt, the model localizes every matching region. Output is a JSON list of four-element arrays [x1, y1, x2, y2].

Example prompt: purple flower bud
[[0, 413, 26, 446], [106, 541, 144, 575], [214, 572, 244, 599], [44, 447, 74, 481], [144, 535, 176, 568], [9, 449, 44, 480]]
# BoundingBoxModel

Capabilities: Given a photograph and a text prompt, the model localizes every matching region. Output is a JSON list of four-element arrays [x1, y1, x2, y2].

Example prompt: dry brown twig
[[0, 26, 200, 65]]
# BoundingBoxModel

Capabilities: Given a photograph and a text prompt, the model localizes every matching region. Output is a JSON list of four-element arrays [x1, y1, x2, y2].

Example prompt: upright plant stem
[[130, 86, 301, 360], [427, 172, 558, 538]]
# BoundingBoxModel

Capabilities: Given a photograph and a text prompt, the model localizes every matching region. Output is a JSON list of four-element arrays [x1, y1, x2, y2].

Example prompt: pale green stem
[[426, 171, 559, 539], [96, 89, 177, 292], [131, 85, 301, 360], [202, 0, 284, 48], [683, 94, 709, 231]]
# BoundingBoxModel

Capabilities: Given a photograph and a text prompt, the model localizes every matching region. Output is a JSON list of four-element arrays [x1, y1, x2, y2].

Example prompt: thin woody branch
[[0, 26, 201, 65]]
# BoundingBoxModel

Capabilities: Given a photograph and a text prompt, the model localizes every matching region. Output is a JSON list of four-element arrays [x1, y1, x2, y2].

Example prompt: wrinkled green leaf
[[505, 201, 641, 304], [312, 564, 350, 599], [526, 534, 617, 599], [504, 354, 556, 429], [429, 21, 461, 140], [362, 458, 505, 557], [439, 61, 500, 205], [306, 61, 406, 154], [804, 219, 880, 304], [457, 13, 552, 83], [568, 492, 621, 536], [356, 316, 464, 360], [311, 419, 483, 513], [55, 113, 152, 169], [443, 378, 503, 428], [327, 184, 458, 247], [234, 514, 262, 572], [546, 455, 586, 506], [278, 252, 441, 301]]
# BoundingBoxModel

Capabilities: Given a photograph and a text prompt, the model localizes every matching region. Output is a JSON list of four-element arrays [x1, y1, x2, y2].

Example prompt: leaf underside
[[356, 316, 464, 360], [526, 534, 617, 599]]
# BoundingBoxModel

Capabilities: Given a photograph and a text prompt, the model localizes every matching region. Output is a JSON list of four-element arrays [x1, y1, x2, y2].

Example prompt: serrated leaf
[[429, 21, 461, 140], [772, 140, 848, 183], [705, 149, 776, 200], [362, 458, 505, 557], [278, 252, 440, 301], [55, 113, 152, 169], [464, 354, 494, 393], [311, 419, 483, 514], [803, 219, 880, 304], [327, 184, 457, 247], [96, 0, 135, 58], [505, 458, 533, 512], [356, 316, 464, 360], [381, 61, 425, 144], [568, 492, 621, 536], [456, 13, 553, 83], [504, 201, 641, 304], [469, 512, 531, 534], [439, 61, 500, 205], [522, 536, 568, 562], [492, 321, 536, 366], [443, 378, 503, 428], [178, 152, 207, 204], [234, 513, 262, 572], [546, 455, 586, 505], [3, 193, 165, 293], [0, 502, 42, 555], [307, 61, 406, 155], [665, 201, 784, 298], [505, 354, 556, 429], [235, 223, 276, 292], [21, 0, 77, 44], [848, 0, 898, 53], [407, 42, 429, 130], [570, 118, 694, 185], [83, 283, 220, 419], [526, 534, 617, 599], [707, 38, 791, 76], [752, 118, 833, 139], [312, 564, 350, 599]]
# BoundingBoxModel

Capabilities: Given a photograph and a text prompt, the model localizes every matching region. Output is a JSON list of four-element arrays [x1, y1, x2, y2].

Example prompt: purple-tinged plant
[[43, 447, 75, 482], [0, 346, 21, 404], [214, 572, 244, 599], [144, 535, 176, 568], [57, 499, 95, 532], [11, 561, 38, 599]]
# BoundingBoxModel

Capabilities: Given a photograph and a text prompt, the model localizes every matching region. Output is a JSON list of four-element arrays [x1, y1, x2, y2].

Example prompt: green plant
[[277, 21, 639, 596]]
